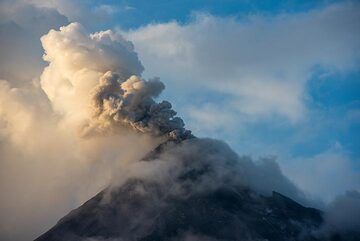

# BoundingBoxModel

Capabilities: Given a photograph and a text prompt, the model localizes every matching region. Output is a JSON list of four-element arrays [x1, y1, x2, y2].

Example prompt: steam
[[40, 22, 144, 128], [40, 22, 190, 139], [109, 138, 305, 200]]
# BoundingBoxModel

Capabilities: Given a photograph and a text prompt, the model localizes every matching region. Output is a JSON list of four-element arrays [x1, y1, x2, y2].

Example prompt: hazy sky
[[0, 0, 359, 239]]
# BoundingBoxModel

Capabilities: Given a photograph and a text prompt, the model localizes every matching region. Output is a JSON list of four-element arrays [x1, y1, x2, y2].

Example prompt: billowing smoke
[[40, 22, 190, 140], [87, 71, 190, 139]]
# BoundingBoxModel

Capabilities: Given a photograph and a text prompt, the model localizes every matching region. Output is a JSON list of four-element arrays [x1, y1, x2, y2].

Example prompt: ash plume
[[40, 22, 190, 140], [86, 71, 190, 139]]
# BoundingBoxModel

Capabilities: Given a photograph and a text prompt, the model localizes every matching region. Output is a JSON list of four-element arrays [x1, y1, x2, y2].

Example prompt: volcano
[[35, 138, 358, 241]]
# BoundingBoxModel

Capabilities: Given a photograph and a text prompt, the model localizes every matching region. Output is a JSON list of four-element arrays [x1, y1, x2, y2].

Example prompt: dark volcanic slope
[[36, 179, 323, 241], [35, 138, 359, 241]]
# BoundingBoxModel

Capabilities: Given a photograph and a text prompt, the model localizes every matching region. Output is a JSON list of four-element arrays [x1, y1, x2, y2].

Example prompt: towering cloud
[[40, 23, 190, 139]]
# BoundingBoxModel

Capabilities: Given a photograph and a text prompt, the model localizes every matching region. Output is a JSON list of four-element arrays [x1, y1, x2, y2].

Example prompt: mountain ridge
[[35, 138, 358, 241]]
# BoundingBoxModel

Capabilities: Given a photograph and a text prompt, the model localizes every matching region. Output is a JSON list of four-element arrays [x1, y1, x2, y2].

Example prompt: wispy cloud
[[281, 145, 360, 203]]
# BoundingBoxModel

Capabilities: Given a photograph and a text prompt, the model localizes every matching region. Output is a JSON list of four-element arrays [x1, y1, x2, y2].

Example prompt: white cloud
[[280, 147, 360, 203], [24, 0, 129, 30], [186, 104, 238, 133], [123, 2, 360, 123]]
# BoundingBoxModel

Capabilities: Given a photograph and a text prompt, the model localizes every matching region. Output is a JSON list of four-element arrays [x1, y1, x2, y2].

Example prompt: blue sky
[[76, 0, 341, 30], [1, 0, 359, 202]]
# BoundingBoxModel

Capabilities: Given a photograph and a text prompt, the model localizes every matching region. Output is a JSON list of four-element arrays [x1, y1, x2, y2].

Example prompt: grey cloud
[[0, 0, 68, 84], [109, 138, 307, 205], [323, 190, 360, 233], [88, 71, 190, 139]]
